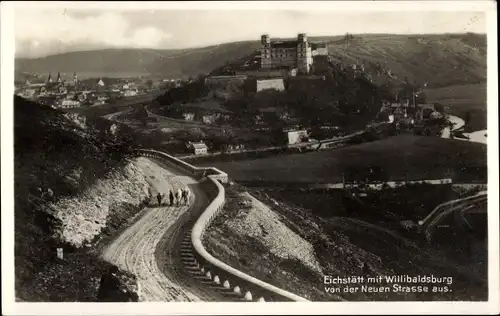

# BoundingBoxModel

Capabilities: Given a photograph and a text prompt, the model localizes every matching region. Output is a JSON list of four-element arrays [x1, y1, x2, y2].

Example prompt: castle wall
[[315, 47, 329, 56], [256, 78, 285, 92], [269, 47, 297, 68], [235, 70, 286, 78], [204, 75, 248, 88]]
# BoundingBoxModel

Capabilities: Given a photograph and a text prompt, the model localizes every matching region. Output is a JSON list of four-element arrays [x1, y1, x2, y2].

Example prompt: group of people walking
[[154, 187, 190, 207]]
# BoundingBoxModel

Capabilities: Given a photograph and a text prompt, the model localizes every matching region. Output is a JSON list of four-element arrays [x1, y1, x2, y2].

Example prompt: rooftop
[[192, 143, 207, 149], [270, 41, 300, 49], [312, 43, 327, 48]]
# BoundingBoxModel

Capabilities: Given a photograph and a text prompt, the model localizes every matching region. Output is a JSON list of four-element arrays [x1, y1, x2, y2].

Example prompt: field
[[198, 135, 487, 184], [424, 83, 487, 132]]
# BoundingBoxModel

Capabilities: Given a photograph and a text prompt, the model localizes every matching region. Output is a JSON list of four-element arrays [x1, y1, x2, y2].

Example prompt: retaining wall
[[133, 149, 309, 302]]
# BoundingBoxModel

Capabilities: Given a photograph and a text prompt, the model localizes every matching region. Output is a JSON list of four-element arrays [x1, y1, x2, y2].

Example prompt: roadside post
[[56, 247, 64, 260]]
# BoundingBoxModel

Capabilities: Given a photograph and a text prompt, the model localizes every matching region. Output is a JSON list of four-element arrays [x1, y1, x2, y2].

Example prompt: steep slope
[[327, 33, 486, 88], [15, 34, 485, 87], [14, 96, 150, 301]]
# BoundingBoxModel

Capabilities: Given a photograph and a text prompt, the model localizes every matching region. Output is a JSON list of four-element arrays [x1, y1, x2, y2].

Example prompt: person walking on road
[[169, 190, 174, 206], [157, 192, 162, 206], [176, 188, 182, 206], [183, 188, 191, 206], [181, 189, 187, 206]]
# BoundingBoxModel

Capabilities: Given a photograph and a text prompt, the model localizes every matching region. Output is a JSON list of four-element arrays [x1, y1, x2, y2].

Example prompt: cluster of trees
[[154, 77, 210, 119], [156, 76, 208, 107], [222, 61, 393, 130], [154, 56, 436, 139], [394, 77, 428, 105]]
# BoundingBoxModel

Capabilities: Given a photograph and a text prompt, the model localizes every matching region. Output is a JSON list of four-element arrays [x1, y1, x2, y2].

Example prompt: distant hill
[[15, 33, 486, 88], [15, 41, 261, 80], [14, 71, 45, 85]]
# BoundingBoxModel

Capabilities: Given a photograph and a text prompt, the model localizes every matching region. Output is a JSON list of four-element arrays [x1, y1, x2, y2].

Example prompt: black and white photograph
[[1, 1, 498, 315]]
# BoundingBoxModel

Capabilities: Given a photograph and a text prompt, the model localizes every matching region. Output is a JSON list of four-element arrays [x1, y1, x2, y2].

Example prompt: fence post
[[56, 247, 63, 260]]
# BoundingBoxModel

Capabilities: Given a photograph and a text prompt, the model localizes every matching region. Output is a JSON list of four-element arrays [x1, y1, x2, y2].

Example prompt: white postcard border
[[1, 1, 498, 315]]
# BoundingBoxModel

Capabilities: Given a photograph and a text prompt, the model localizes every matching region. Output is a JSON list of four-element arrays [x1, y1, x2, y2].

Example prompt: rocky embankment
[[14, 96, 152, 301], [17, 156, 161, 301], [49, 159, 150, 248]]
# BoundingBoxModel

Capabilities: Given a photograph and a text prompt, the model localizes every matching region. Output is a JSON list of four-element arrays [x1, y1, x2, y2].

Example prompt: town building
[[187, 141, 208, 155], [284, 128, 309, 145], [59, 100, 81, 109], [260, 33, 313, 74], [123, 88, 138, 97], [183, 113, 195, 121], [416, 104, 436, 121]]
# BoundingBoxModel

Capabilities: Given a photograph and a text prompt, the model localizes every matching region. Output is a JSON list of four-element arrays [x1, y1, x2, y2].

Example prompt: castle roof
[[270, 41, 299, 49], [192, 143, 207, 150], [269, 40, 312, 49], [312, 42, 327, 49]]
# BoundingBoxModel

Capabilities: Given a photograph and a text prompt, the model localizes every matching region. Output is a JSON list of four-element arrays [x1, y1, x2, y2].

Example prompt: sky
[[13, 3, 488, 58]]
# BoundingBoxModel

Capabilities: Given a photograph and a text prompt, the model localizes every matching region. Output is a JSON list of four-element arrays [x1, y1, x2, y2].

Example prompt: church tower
[[56, 72, 63, 84], [260, 34, 272, 69], [73, 72, 79, 91], [46, 72, 53, 84]]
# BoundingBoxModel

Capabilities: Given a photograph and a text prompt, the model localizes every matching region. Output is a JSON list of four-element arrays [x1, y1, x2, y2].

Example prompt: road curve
[[419, 191, 487, 226], [101, 157, 238, 302], [423, 196, 487, 240]]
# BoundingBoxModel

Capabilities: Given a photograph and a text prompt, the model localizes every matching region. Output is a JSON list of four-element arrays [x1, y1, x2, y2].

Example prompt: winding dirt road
[[101, 157, 235, 302]]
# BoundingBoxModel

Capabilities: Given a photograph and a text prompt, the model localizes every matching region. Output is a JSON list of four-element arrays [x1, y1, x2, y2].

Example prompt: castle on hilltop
[[260, 33, 313, 74]]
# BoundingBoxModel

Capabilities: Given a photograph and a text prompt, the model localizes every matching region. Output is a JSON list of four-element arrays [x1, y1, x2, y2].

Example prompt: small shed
[[284, 129, 309, 145], [193, 143, 208, 155], [187, 141, 208, 155]]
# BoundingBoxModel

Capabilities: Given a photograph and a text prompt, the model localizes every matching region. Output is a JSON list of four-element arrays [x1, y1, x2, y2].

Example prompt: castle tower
[[260, 34, 272, 69], [296, 33, 312, 74], [261, 34, 270, 45]]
